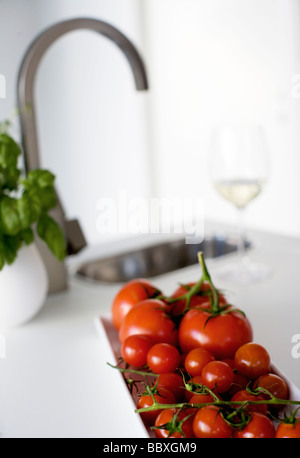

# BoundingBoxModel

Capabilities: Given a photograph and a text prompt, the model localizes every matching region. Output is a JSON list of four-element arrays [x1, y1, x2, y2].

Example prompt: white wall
[[142, 0, 300, 238], [0, 0, 150, 245]]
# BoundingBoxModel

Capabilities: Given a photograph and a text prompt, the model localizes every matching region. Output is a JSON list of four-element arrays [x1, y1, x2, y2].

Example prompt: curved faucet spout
[[18, 17, 148, 172], [17, 18, 149, 293]]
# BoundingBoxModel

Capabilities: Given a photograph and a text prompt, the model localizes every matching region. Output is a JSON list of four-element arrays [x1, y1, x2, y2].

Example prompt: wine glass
[[209, 124, 270, 284]]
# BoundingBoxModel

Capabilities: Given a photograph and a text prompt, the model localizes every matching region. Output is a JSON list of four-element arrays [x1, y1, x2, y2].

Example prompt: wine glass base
[[214, 258, 271, 285]]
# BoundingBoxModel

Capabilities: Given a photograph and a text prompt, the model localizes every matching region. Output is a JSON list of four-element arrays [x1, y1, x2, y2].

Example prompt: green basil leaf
[[0, 196, 21, 235], [20, 228, 34, 245], [4, 165, 21, 190], [37, 213, 66, 261], [17, 194, 38, 229], [0, 134, 21, 169], [38, 186, 57, 211], [2, 235, 21, 264], [22, 169, 55, 190]]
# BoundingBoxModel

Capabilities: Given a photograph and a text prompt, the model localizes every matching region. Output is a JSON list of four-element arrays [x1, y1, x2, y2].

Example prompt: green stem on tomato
[[156, 252, 221, 315], [135, 396, 300, 415], [197, 251, 220, 313], [107, 362, 159, 378]]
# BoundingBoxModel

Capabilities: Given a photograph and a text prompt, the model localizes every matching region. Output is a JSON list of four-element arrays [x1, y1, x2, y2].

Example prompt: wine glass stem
[[237, 207, 247, 265]]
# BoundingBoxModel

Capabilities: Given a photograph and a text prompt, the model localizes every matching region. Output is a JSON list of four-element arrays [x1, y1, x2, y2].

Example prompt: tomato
[[119, 299, 178, 346], [154, 408, 195, 438], [121, 334, 153, 368], [234, 343, 271, 379], [156, 373, 186, 402], [192, 406, 233, 438], [233, 411, 275, 438], [201, 360, 234, 394], [112, 279, 161, 330], [221, 358, 251, 396], [253, 373, 289, 403], [189, 393, 220, 405], [178, 307, 252, 359], [147, 343, 180, 374], [276, 419, 300, 438], [170, 282, 227, 316], [184, 347, 215, 377], [137, 387, 175, 426], [230, 390, 268, 414]]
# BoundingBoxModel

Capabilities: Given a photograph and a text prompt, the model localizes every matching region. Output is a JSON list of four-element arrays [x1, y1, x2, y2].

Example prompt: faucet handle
[[65, 219, 87, 255]]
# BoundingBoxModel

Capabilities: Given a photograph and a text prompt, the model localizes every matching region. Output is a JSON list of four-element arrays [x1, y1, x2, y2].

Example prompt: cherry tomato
[[154, 408, 195, 438], [147, 343, 180, 374], [156, 373, 185, 402], [219, 358, 251, 396], [201, 360, 234, 394], [230, 390, 268, 414], [119, 299, 178, 346], [170, 282, 227, 316], [184, 347, 215, 377], [253, 373, 289, 403], [233, 411, 275, 438], [178, 307, 253, 359], [234, 342, 271, 379], [192, 406, 233, 438], [189, 393, 220, 405], [137, 387, 175, 426], [112, 279, 161, 329], [121, 334, 153, 368], [276, 419, 300, 438]]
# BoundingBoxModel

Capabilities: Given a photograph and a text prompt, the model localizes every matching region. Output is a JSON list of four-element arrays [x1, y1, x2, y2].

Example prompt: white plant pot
[[0, 243, 48, 329]]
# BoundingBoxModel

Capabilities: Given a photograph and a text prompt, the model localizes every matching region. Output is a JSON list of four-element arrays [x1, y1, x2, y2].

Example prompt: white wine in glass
[[214, 178, 266, 209], [210, 125, 270, 284]]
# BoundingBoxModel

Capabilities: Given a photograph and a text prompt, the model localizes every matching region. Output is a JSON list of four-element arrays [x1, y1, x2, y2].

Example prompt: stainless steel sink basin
[[76, 235, 245, 283]]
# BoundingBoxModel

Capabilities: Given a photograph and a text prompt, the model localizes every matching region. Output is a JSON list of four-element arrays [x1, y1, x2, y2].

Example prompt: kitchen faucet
[[17, 18, 148, 294]]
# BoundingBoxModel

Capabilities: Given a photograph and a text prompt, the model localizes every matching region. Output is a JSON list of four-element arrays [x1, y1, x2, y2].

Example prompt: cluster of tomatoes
[[111, 257, 300, 438]]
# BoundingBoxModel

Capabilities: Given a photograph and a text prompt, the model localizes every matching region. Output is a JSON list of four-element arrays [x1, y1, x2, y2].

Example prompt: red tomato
[[233, 411, 275, 438], [230, 390, 268, 414], [170, 282, 227, 316], [178, 307, 252, 359], [253, 373, 289, 403], [276, 419, 300, 438], [154, 408, 195, 438], [112, 279, 161, 330], [147, 343, 180, 374], [219, 358, 250, 396], [137, 387, 175, 426], [201, 360, 234, 394], [192, 406, 233, 438], [184, 347, 215, 377], [156, 373, 186, 402], [121, 334, 153, 368], [234, 342, 271, 379], [119, 299, 178, 346], [189, 393, 219, 405]]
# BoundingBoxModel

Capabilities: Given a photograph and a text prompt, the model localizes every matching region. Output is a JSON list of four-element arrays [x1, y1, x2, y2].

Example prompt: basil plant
[[0, 122, 66, 270]]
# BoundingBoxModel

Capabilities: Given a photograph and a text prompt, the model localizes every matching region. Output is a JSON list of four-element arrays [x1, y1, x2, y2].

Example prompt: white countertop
[[0, 223, 300, 438]]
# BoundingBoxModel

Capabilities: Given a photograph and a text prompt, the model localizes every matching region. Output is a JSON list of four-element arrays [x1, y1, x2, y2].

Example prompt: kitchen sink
[[76, 235, 246, 283]]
